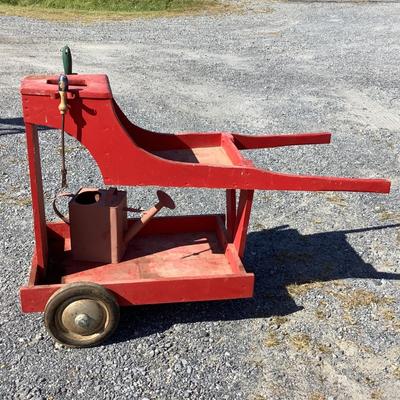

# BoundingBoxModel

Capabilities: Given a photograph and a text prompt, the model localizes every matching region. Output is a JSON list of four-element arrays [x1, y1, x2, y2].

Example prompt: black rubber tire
[[44, 282, 120, 348]]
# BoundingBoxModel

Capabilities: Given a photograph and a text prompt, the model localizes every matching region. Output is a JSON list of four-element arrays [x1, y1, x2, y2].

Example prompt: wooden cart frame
[[19, 74, 390, 341]]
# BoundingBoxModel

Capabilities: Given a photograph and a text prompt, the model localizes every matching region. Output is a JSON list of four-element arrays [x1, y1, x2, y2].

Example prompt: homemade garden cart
[[19, 73, 391, 347]]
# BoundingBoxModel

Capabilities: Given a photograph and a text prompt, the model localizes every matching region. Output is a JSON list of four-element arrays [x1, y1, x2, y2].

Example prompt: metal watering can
[[53, 187, 175, 264]]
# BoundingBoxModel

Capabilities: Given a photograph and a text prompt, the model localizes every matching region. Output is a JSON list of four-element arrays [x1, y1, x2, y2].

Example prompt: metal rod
[[58, 74, 69, 188], [61, 114, 67, 188]]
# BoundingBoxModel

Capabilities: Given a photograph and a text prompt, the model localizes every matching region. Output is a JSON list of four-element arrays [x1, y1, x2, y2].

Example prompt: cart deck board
[[20, 215, 255, 313], [152, 146, 234, 166], [62, 231, 233, 282]]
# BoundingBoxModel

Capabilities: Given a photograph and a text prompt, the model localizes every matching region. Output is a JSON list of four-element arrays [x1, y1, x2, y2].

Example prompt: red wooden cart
[[19, 74, 390, 347]]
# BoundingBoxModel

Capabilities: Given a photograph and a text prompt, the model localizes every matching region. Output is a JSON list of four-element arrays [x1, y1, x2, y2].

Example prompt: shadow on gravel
[[0, 117, 25, 135], [0, 117, 50, 136], [111, 223, 400, 344]]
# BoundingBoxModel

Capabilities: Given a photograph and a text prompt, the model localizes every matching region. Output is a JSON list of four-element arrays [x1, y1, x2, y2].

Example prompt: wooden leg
[[25, 123, 48, 273], [233, 190, 254, 258], [226, 189, 236, 242]]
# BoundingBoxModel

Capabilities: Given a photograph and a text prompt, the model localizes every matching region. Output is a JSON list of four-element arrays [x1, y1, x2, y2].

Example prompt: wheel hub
[[61, 299, 106, 336], [74, 313, 91, 329]]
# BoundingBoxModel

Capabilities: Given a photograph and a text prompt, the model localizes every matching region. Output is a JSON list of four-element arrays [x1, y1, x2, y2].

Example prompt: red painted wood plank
[[62, 230, 230, 283], [20, 285, 62, 313], [21, 74, 112, 99], [234, 190, 254, 258], [47, 221, 70, 239], [232, 132, 331, 149], [221, 134, 250, 166], [225, 244, 247, 274], [25, 123, 48, 271], [21, 83, 390, 193], [215, 215, 228, 250], [111, 275, 254, 306], [225, 189, 236, 242], [20, 274, 254, 312], [27, 252, 40, 287]]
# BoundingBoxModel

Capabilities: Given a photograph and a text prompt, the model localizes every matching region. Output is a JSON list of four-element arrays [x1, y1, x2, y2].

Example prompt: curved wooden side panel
[[20, 74, 391, 193]]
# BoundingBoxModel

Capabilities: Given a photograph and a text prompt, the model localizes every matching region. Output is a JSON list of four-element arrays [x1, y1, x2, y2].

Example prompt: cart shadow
[[0, 117, 50, 136], [111, 223, 399, 344], [0, 117, 25, 135]]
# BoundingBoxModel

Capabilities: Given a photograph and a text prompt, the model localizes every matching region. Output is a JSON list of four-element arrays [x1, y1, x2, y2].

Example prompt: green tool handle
[[61, 45, 72, 75]]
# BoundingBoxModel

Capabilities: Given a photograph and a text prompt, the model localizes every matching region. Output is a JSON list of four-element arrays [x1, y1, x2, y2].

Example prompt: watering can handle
[[52, 192, 74, 225]]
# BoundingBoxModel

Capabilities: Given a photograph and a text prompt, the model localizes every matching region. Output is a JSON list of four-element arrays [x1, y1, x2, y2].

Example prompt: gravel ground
[[0, 2, 399, 399]]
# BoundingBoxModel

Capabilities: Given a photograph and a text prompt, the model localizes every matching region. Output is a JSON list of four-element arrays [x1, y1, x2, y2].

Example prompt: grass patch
[[325, 194, 347, 207], [382, 308, 396, 321], [317, 343, 332, 354], [0, 0, 228, 21], [269, 316, 289, 326], [377, 210, 400, 223], [370, 390, 383, 400], [290, 333, 311, 351], [58, 144, 80, 155], [0, 192, 31, 207], [287, 281, 326, 297], [264, 332, 280, 348], [1, 0, 210, 12], [342, 310, 357, 325], [333, 288, 394, 310], [315, 300, 328, 320], [382, 308, 400, 331], [310, 394, 325, 400]]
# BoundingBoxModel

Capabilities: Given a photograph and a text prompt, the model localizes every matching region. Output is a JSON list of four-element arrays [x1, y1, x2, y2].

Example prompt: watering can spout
[[124, 190, 175, 244]]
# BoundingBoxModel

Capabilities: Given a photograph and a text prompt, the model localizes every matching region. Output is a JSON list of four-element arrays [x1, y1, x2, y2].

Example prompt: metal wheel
[[44, 282, 120, 348]]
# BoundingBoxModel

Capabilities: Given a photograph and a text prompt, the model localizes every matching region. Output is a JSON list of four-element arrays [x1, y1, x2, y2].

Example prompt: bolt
[[75, 313, 90, 329]]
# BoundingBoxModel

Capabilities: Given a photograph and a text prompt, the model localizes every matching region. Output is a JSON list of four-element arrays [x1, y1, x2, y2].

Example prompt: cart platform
[[20, 215, 254, 313]]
